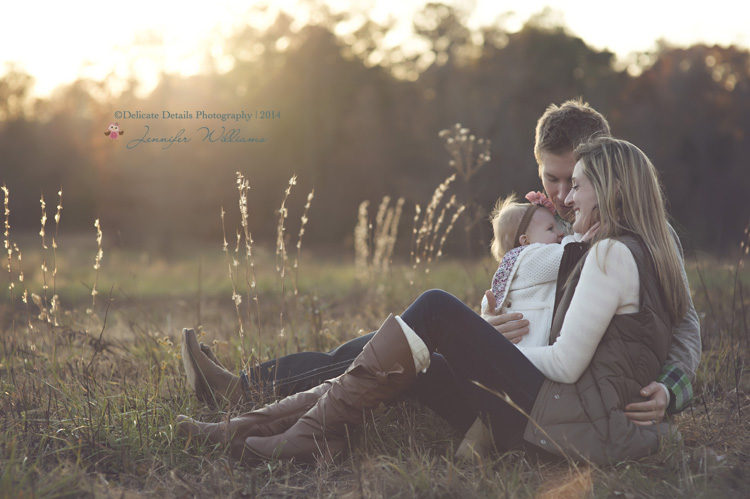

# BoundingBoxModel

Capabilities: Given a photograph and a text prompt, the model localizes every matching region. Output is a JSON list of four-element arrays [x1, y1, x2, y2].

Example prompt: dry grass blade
[[276, 175, 297, 336], [38, 193, 50, 323], [90, 218, 103, 312], [354, 200, 371, 281], [51, 188, 62, 326], [293, 189, 314, 296], [372, 196, 404, 274], [221, 202, 244, 343], [3, 184, 14, 309], [355, 196, 404, 283], [411, 174, 464, 278], [469, 379, 589, 471]]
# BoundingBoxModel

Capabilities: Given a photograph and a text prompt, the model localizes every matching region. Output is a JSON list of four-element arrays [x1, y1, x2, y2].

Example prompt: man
[[183, 99, 700, 426], [512, 99, 700, 422]]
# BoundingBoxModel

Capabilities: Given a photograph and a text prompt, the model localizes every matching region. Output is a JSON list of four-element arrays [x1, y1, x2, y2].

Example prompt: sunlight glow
[[2, 0, 748, 98]]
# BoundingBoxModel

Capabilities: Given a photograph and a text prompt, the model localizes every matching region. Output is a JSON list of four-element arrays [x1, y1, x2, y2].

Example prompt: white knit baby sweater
[[482, 235, 578, 348]]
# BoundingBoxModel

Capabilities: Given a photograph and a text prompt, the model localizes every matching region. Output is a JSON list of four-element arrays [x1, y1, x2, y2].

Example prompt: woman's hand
[[624, 382, 668, 425], [481, 290, 530, 344]]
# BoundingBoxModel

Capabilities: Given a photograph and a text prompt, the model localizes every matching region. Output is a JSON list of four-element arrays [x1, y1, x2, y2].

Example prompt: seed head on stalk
[[90, 219, 103, 311], [276, 175, 297, 336], [3, 185, 12, 300], [293, 188, 314, 296]]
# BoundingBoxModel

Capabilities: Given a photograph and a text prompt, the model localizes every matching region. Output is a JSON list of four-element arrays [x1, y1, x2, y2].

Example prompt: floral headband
[[513, 191, 557, 248], [525, 191, 556, 215]]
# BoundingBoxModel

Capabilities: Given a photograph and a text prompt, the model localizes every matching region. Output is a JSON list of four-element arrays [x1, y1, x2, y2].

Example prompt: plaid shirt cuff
[[657, 364, 693, 413]]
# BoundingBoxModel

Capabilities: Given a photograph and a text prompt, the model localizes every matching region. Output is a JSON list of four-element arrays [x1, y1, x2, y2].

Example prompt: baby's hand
[[480, 290, 496, 319]]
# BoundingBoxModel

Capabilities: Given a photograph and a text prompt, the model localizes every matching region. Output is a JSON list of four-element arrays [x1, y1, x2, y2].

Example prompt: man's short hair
[[534, 98, 611, 170]]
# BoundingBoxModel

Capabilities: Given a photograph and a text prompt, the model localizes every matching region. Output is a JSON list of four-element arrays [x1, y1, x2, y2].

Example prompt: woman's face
[[564, 161, 598, 234]]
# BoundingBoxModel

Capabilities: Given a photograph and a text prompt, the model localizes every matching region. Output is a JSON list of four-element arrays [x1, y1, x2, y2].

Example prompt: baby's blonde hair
[[490, 194, 528, 262]]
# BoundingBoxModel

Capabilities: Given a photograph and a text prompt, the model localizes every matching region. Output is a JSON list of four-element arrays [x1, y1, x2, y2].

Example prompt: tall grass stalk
[[354, 200, 371, 281], [2, 184, 14, 327], [439, 123, 491, 183], [90, 218, 103, 313], [293, 189, 314, 296], [411, 174, 464, 283], [372, 196, 404, 275], [354, 196, 404, 284], [276, 175, 296, 341], [236, 172, 263, 372], [51, 188, 62, 327], [13, 242, 32, 330], [439, 123, 491, 257], [220, 204, 245, 359], [38, 193, 50, 323], [729, 220, 750, 417]]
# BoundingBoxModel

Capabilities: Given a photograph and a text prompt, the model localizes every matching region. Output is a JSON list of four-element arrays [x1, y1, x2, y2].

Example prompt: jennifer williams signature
[[126, 126, 267, 149]]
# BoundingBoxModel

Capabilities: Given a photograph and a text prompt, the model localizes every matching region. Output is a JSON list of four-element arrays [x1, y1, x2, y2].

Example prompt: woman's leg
[[406, 352, 478, 434], [177, 380, 333, 462], [244, 314, 419, 462], [243, 289, 544, 462], [400, 289, 545, 450]]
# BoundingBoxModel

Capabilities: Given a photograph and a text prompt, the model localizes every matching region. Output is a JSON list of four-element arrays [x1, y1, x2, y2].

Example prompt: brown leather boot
[[177, 380, 332, 461], [455, 416, 495, 462], [243, 314, 418, 463], [181, 328, 245, 407]]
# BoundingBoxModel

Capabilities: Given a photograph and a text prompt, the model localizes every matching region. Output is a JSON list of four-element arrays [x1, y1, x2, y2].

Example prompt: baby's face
[[524, 209, 563, 245]]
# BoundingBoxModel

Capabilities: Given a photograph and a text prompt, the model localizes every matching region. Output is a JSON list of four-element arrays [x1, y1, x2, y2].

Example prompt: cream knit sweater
[[517, 239, 639, 383]]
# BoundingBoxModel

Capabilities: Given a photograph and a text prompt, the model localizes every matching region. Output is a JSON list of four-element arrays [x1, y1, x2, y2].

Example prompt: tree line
[[1, 4, 748, 256]]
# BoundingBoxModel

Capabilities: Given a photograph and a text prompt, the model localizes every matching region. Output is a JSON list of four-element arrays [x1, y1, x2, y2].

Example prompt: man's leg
[[183, 330, 373, 404], [246, 332, 375, 396]]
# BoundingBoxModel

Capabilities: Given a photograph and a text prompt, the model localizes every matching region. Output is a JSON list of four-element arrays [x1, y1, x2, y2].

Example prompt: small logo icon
[[105, 122, 124, 140]]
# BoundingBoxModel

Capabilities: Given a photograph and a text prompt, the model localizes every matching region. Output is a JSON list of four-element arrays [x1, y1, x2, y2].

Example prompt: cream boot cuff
[[394, 315, 431, 373]]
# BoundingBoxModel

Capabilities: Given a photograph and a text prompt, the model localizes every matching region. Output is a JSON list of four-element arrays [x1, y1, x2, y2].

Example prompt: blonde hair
[[575, 137, 688, 323], [489, 194, 528, 262]]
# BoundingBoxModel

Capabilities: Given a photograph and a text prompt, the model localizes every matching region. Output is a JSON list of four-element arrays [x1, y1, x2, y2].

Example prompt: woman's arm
[[519, 239, 639, 383]]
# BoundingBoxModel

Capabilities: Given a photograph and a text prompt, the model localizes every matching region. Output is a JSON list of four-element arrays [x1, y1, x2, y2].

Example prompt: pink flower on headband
[[525, 191, 556, 215]]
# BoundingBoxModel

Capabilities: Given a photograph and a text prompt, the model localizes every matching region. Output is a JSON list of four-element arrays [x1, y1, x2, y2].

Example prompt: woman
[[178, 136, 688, 464]]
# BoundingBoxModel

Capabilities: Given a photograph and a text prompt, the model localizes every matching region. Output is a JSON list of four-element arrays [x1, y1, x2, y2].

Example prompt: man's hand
[[481, 290, 530, 344], [624, 381, 668, 425], [581, 222, 600, 242]]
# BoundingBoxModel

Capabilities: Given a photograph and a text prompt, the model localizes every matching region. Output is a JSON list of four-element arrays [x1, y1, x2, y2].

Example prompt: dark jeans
[[249, 290, 545, 447]]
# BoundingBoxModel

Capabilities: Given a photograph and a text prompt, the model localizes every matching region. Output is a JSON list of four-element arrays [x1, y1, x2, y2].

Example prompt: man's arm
[[626, 225, 701, 421], [661, 225, 701, 412]]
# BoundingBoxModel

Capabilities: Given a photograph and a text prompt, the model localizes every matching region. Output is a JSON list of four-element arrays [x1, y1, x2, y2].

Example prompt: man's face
[[539, 150, 577, 219]]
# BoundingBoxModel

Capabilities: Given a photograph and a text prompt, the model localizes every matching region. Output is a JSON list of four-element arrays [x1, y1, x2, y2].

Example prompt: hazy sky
[[3, 0, 748, 97]]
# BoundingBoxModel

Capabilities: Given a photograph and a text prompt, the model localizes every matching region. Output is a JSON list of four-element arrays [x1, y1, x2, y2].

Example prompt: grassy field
[[1, 219, 749, 498]]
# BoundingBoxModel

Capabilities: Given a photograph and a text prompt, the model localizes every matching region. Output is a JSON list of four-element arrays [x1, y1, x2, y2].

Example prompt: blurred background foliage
[[1, 2, 748, 257]]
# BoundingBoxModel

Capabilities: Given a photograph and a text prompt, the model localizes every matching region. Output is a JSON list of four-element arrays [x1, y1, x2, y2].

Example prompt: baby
[[481, 191, 579, 348]]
